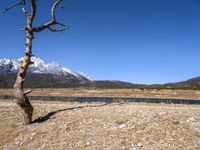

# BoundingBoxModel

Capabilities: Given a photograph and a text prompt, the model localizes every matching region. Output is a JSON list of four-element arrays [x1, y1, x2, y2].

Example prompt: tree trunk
[[9, 0, 65, 124], [14, 16, 34, 124]]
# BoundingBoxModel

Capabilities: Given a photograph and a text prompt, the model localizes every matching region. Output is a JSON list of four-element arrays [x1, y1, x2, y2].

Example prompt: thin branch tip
[[3, 0, 26, 13]]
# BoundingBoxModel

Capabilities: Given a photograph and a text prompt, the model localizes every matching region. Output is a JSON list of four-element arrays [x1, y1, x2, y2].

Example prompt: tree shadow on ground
[[32, 103, 110, 124]]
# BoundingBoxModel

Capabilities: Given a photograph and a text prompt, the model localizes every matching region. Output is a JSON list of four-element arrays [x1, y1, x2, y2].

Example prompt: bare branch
[[22, 8, 30, 16], [51, 0, 61, 20], [48, 26, 69, 32], [30, 0, 36, 20], [32, 0, 66, 33], [2, 0, 25, 13]]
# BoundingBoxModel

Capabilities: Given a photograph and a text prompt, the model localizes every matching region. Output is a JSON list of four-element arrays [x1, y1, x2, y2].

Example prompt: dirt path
[[0, 100, 200, 150]]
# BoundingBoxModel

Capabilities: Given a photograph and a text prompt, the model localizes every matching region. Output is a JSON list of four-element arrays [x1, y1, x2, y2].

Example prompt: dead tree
[[3, 0, 67, 124]]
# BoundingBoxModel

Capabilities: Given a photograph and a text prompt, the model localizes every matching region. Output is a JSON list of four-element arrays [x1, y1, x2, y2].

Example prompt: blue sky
[[0, 0, 200, 84]]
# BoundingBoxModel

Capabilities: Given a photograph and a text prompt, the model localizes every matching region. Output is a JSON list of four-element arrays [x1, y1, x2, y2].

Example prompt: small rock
[[131, 126, 135, 129], [132, 146, 137, 150], [188, 117, 196, 122], [15, 141, 21, 145], [159, 112, 166, 115], [86, 141, 96, 146], [62, 124, 68, 128], [31, 132, 36, 136], [119, 124, 126, 129], [172, 120, 179, 125], [137, 142, 143, 147]]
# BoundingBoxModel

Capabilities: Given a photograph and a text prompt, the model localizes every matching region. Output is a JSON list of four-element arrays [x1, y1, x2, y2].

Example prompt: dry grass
[[0, 88, 200, 100], [0, 100, 200, 149]]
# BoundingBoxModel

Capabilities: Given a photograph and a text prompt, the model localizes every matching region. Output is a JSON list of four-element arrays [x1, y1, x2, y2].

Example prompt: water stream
[[0, 96, 200, 105]]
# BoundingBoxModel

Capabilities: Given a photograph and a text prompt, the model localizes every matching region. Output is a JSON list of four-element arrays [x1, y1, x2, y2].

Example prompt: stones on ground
[[187, 117, 197, 122], [137, 142, 143, 147], [15, 141, 21, 145], [59, 123, 70, 131], [119, 124, 126, 129], [159, 112, 166, 115], [91, 141, 96, 144], [1, 101, 200, 149], [131, 146, 137, 150], [86, 141, 96, 146], [172, 120, 180, 125], [31, 132, 36, 136]]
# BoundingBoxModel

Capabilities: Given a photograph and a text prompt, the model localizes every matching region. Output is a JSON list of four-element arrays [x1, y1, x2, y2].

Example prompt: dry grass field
[[0, 88, 200, 100], [0, 100, 200, 149]]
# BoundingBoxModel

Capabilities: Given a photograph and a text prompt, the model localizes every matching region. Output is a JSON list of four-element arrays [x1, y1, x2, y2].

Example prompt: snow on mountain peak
[[31, 57, 45, 67], [0, 57, 92, 81], [77, 71, 93, 81]]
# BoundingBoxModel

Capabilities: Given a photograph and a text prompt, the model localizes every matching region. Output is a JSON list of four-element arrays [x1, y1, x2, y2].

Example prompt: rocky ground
[[0, 100, 200, 150]]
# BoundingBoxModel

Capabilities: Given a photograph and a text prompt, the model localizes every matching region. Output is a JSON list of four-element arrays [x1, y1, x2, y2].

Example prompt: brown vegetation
[[0, 88, 200, 100]]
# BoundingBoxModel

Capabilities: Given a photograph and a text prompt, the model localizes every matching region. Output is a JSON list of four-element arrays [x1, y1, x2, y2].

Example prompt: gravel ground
[[0, 100, 200, 150]]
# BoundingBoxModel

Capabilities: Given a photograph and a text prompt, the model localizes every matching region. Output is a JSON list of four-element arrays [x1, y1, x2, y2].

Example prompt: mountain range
[[0, 57, 199, 89], [0, 57, 91, 80]]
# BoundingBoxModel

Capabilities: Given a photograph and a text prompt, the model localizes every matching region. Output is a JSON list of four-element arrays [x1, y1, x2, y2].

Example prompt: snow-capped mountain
[[0, 57, 92, 81]]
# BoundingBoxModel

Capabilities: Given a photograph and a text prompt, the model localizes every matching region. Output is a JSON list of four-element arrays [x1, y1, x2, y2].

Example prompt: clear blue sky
[[0, 0, 200, 84]]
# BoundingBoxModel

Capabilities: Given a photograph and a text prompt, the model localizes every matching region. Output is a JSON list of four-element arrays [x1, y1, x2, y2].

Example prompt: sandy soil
[[0, 100, 200, 150], [0, 88, 200, 100]]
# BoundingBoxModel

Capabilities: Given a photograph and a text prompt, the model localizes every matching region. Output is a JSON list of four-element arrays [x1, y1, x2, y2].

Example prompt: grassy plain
[[0, 88, 200, 100]]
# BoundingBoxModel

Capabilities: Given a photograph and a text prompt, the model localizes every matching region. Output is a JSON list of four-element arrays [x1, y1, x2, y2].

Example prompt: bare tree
[[3, 0, 67, 124]]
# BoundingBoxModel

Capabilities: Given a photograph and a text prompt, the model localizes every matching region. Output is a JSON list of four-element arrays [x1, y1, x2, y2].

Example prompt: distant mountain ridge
[[0, 58, 199, 89], [160, 77, 200, 90], [0, 73, 141, 88]]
